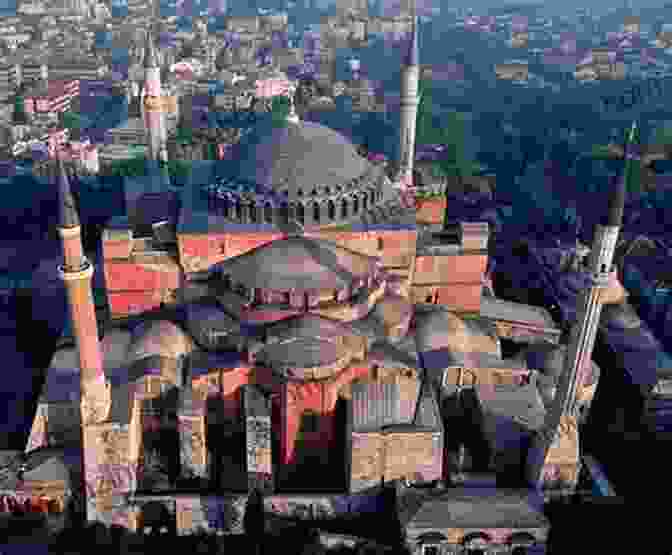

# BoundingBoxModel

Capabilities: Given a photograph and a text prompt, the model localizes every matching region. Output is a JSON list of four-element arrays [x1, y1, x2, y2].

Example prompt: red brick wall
[[413, 253, 487, 285], [415, 197, 446, 225], [104, 260, 181, 292], [178, 232, 284, 272], [107, 289, 177, 317]]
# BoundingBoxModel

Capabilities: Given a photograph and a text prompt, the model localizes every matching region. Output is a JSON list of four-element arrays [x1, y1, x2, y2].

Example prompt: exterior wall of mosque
[[414, 253, 487, 285], [415, 196, 447, 225], [410, 283, 484, 313]]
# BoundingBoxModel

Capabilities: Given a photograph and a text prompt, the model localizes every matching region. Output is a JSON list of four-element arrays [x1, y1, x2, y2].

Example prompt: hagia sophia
[[0, 15, 622, 555]]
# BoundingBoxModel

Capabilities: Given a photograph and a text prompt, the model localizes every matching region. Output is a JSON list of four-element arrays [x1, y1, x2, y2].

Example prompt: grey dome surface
[[185, 300, 242, 351], [213, 236, 378, 291], [229, 120, 370, 196]]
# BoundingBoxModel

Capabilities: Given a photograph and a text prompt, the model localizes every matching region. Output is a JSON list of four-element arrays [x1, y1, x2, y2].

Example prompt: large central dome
[[230, 120, 372, 196]]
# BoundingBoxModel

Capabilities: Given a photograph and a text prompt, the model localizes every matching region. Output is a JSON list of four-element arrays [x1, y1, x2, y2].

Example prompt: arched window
[[328, 200, 336, 220], [249, 203, 258, 223], [341, 198, 348, 219], [362, 193, 368, 211], [353, 196, 359, 214], [264, 202, 273, 224], [235, 201, 243, 221], [312, 202, 320, 223], [369, 189, 376, 204], [280, 202, 289, 225], [295, 202, 305, 224]]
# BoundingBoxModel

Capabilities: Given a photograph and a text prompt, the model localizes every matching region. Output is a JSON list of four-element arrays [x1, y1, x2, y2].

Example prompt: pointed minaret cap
[[143, 28, 160, 69], [605, 121, 636, 227], [56, 155, 79, 229], [403, 15, 419, 67]]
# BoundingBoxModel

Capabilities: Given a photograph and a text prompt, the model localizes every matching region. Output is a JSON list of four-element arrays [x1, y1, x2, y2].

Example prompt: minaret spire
[[397, 12, 420, 190], [142, 24, 170, 190], [56, 155, 80, 234], [527, 121, 632, 492]]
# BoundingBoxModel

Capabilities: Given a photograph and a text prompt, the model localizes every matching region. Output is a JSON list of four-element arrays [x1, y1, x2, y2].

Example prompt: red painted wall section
[[280, 364, 374, 467], [435, 283, 483, 312], [415, 197, 447, 225], [220, 366, 253, 399], [323, 363, 372, 410], [104, 259, 181, 292], [414, 253, 487, 284], [178, 232, 285, 271], [108, 290, 171, 316]]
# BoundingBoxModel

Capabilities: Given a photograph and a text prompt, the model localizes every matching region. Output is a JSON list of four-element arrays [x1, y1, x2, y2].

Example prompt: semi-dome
[[258, 314, 356, 381], [231, 119, 370, 195], [213, 236, 380, 293]]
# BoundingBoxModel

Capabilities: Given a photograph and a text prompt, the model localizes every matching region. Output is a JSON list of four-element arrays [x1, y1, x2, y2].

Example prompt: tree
[[415, 78, 480, 179]]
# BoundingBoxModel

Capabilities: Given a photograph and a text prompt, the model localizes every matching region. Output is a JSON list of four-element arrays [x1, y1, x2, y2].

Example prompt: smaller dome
[[259, 315, 354, 381], [127, 320, 194, 384], [101, 328, 134, 369], [214, 236, 378, 292], [185, 300, 242, 351]]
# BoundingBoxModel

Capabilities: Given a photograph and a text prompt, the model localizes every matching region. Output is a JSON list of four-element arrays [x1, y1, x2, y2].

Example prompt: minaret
[[11, 85, 29, 143], [142, 27, 171, 191], [397, 13, 419, 188], [527, 122, 633, 489], [55, 155, 110, 426], [143, 28, 168, 165]]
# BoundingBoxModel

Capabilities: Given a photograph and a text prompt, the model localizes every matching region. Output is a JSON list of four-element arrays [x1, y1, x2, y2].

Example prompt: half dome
[[213, 236, 380, 292], [258, 314, 355, 381]]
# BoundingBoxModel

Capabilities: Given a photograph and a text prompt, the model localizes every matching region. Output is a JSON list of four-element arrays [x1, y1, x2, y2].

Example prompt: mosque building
[[4, 17, 620, 554]]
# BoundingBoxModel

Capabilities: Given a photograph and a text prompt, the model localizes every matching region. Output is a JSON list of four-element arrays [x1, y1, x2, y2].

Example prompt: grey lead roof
[[402, 488, 549, 532], [224, 119, 371, 196], [213, 236, 377, 291]]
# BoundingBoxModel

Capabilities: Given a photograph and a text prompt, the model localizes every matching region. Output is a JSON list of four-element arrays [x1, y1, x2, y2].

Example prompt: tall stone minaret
[[55, 156, 110, 427], [526, 121, 634, 490], [397, 13, 419, 189], [143, 28, 168, 165], [142, 27, 171, 191]]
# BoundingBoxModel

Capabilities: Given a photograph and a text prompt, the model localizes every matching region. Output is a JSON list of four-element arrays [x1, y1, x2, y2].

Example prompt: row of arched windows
[[207, 187, 383, 225]]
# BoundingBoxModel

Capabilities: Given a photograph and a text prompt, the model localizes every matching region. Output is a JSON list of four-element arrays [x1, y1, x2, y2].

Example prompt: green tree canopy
[[415, 78, 480, 179], [107, 154, 191, 183]]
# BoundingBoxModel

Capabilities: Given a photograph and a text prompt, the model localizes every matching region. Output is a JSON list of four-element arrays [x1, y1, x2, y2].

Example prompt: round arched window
[[264, 202, 273, 224], [295, 203, 305, 224]]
